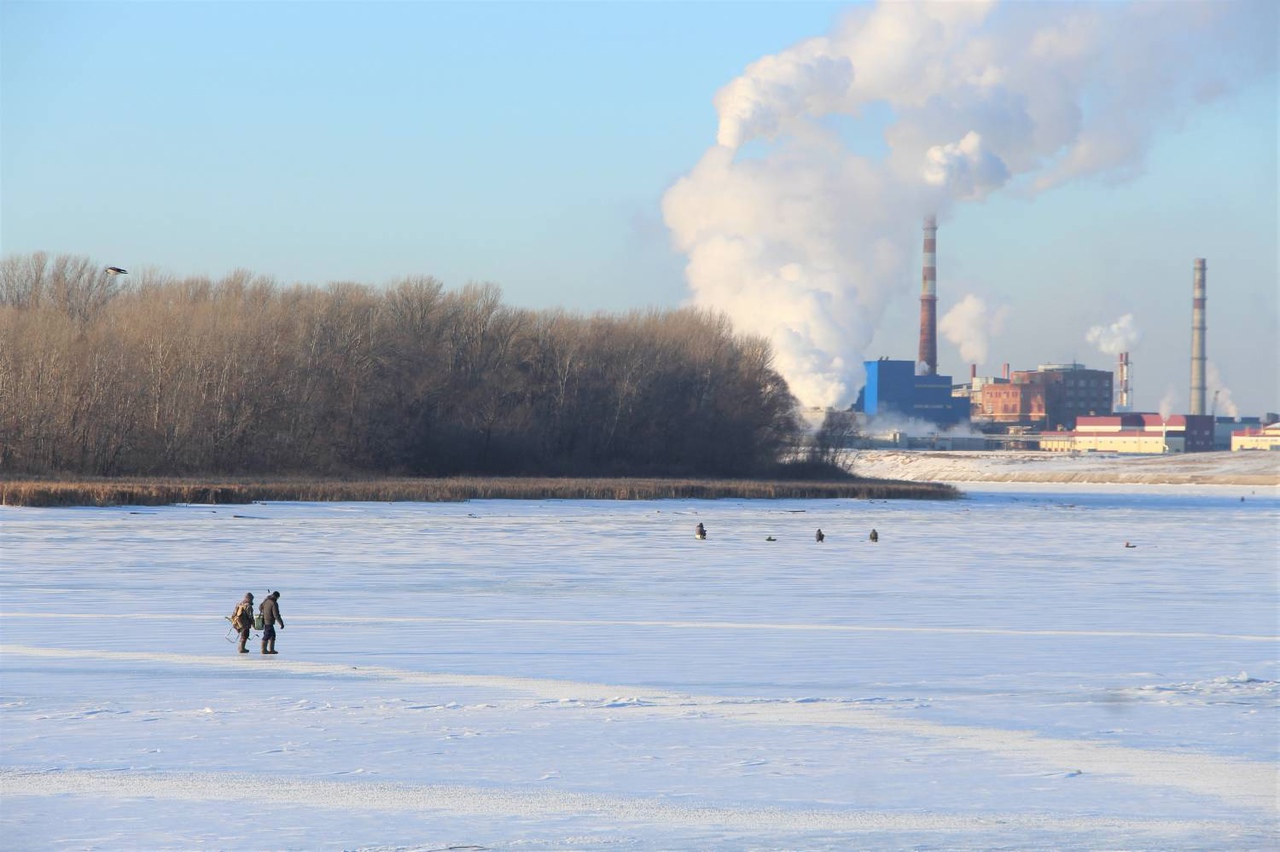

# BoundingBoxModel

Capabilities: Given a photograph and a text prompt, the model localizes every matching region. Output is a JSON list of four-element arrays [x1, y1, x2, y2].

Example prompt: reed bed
[[0, 476, 958, 507]]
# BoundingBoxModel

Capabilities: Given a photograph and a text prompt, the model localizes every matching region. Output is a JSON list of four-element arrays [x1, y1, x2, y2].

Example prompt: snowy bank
[[849, 450, 1279, 486]]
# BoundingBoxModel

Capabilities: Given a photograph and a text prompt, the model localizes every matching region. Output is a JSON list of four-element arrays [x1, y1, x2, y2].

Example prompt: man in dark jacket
[[232, 593, 254, 653], [259, 591, 284, 655]]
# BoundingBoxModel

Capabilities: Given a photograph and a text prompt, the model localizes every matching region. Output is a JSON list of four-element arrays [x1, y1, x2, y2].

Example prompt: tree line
[[0, 252, 804, 478]]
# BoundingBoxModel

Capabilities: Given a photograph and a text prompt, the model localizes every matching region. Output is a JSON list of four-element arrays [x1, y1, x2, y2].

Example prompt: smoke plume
[[939, 294, 1009, 366], [1206, 363, 1240, 418], [663, 0, 1272, 408], [1085, 314, 1141, 356]]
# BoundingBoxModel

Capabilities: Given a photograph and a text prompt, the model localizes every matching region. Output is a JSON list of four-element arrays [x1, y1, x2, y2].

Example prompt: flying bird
[[105, 267, 128, 275]]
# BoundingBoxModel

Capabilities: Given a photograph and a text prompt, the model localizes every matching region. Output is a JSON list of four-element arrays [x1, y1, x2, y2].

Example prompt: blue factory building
[[854, 359, 968, 427]]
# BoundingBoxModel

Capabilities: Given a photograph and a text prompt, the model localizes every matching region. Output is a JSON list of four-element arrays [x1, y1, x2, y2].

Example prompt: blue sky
[[3, 1, 1276, 414]]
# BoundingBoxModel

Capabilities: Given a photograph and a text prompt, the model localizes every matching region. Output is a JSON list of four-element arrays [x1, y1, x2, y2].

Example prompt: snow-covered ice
[[1, 484, 1276, 850]]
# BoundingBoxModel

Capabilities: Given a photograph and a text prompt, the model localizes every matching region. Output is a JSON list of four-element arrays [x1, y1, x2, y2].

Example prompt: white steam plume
[[1206, 363, 1240, 418], [663, 0, 1273, 408], [939, 294, 1009, 366], [1086, 314, 1141, 356]]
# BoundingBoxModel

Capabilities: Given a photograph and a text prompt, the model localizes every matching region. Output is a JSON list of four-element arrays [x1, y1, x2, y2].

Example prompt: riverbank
[[0, 475, 958, 508], [849, 449, 1279, 486]]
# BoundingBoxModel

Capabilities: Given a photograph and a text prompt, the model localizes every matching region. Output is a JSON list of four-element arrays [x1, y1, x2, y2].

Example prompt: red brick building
[[974, 363, 1112, 430]]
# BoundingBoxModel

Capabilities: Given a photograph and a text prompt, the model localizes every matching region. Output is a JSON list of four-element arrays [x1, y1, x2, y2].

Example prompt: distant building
[[854, 359, 968, 427], [1040, 414, 1214, 454], [1231, 422, 1280, 451], [1214, 417, 1262, 451], [971, 363, 1112, 430]]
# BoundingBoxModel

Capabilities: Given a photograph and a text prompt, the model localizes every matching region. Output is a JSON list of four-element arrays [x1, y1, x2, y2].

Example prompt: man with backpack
[[231, 592, 255, 654], [259, 590, 284, 655]]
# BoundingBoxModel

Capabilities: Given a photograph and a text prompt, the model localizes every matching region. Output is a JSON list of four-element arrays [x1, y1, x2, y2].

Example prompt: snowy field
[[2, 484, 1277, 850]]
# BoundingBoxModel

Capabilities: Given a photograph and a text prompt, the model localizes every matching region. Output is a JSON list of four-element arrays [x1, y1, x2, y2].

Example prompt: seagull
[[105, 266, 128, 275]]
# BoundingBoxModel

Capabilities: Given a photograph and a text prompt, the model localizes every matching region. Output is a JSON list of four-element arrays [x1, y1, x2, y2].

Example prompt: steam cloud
[[663, 0, 1272, 408], [1086, 314, 1141, 356], [1206, 363, 1240, 418], [939, 294, 1010, 366]]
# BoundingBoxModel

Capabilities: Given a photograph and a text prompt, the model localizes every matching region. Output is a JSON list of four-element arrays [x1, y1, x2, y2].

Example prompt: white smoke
[[663, 0, 1273, 408], [1158, 388, 1177, 422], [1206, 362, 1240, 418], [921, 132, 1010, 200], [1085, 314, 1141, 356], [939, 294, 1010, 365]]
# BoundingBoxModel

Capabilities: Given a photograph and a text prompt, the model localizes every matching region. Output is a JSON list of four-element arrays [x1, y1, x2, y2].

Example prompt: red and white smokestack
[[1190, 258, 1207, 415], [918, 215, 938, 376], [1117, 351, 1131, 412]]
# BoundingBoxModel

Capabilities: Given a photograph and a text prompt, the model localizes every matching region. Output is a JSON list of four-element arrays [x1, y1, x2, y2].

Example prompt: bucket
[[254, 614, 265, 630]]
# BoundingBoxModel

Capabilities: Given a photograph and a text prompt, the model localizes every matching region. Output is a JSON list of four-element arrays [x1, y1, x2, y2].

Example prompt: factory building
[[1231, 422, 1280, 451], [1214, 416, 1263, 450], [969, 363, 1113, 430], [850, 217, 967, 429], [854, 359, 969, 427], [1039, 414, 1214, 454]]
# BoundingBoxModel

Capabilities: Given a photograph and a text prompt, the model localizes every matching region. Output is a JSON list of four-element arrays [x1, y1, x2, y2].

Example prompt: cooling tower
[[918, 216, 938, 376], [1190, 259, 1206, 416]]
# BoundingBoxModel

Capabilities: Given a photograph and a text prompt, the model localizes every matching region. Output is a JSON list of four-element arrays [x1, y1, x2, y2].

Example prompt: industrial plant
[[852, 220, 1277, 453]]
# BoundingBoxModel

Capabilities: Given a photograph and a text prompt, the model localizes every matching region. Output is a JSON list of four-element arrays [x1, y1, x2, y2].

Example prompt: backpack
[[232, 601, 253, 629]]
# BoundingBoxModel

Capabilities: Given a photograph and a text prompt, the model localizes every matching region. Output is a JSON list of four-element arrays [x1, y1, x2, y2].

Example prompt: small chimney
[[1002, 363, 1010, 380], [970, 363, 977, 380], [1117, 352, 1131, 412]]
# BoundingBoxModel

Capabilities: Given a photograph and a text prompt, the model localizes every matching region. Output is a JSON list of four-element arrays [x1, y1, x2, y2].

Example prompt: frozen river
[[2, 485, 1276, 850]]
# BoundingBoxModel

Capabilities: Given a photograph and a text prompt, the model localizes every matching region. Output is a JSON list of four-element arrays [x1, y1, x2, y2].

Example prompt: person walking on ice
[[231, 592, 254, 653], [259, 591, 284, 654]]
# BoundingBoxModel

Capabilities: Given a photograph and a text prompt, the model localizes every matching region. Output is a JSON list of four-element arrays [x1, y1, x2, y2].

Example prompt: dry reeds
[[0, 476, 958, 507]]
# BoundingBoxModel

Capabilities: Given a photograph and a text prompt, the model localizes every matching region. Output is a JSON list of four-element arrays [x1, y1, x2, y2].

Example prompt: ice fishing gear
[[224, 615, 258, 642], [254, 590, 270, 630]]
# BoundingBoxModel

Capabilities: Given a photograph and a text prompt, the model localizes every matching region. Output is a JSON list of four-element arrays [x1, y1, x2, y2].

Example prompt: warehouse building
[[1040, 414, 1215, 454], [1231, 423, 1280, 451]]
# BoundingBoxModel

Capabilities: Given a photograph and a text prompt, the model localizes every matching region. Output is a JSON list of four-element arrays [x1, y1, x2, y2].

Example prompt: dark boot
[[267, 638, 278, 654], [237, 638, 248, 653], [261, 641, 269, 654]]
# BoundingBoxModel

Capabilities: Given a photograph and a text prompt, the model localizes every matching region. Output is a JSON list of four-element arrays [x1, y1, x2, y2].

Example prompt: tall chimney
[[1190, 258, 1207, 415], [918, 216, 938, 376]]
